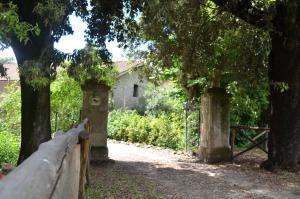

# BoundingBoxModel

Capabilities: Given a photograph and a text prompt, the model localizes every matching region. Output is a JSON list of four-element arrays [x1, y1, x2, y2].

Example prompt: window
[[133, 84, 139, 97]]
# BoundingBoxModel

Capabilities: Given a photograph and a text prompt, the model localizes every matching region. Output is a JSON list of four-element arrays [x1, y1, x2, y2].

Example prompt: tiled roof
[[114, 61, 142, 73], [0, 61, 143, 81], [0, 63, 19, 81]]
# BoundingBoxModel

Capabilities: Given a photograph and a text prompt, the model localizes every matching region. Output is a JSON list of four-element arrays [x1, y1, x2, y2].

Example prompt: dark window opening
[[133, 84, 139, 97]]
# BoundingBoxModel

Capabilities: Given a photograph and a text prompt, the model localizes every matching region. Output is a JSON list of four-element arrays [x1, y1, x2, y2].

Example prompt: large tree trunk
[[263, 3, 300, 170], [17, 77, 51, 164], [265, 35, 300, 171], [210, 0, 300, 172], [12, 36, 52, 164]]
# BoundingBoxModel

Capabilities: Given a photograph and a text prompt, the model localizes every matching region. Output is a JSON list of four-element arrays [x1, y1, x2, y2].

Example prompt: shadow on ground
[[87, 158, 300, 199]]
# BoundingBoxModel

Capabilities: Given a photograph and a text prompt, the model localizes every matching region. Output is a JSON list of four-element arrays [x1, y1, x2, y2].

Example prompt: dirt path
[[87, 141, 300, 199]]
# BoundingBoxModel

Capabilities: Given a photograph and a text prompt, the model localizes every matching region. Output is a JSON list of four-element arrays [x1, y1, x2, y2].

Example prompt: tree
[[0, 0, 90, 164], [0, 2, 38, 77], [68, 45, 118, 87], [130, 1, 269, 98], [209, 0, 300, 171]]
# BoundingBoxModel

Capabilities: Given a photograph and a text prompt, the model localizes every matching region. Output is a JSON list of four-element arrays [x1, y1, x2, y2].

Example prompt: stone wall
[[112, 71, 147, 109]]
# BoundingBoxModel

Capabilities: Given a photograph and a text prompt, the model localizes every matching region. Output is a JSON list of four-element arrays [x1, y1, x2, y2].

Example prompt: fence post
[[54, 112, 58, 132], [78, 122, 90, 199], [185, 102, 188, 152], [198, 107, 201, 147], [230, 128, 236, 160]]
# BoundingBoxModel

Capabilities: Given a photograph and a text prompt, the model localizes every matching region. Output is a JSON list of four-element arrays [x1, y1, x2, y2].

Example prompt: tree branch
[[209, 0, 272, 28]]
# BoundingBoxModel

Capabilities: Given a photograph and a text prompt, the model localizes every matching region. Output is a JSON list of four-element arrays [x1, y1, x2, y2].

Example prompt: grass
[[0, 130, 20, 166]]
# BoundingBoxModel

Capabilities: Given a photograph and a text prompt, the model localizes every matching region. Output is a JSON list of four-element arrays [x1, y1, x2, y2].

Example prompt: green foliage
[[0, 82, 21, 134], [271, 81, 289, 93], [51, 68, 82, 131], [108, 110, 185, 150], [0, 82, 21, 165], [227, 81, 269, 146], [69, 46, 118, 87], [228, 81, 269, 127], [0, 2, 40, 49], [186, 111, 200, 151], [0, 68, 83, 133], [143, 83, 185, 116], [34, 0, 69, 27], [20, 61, 51, 89], [0, 131, 20, 165], [109, 83, 200, 151], [120, 0, 270, 103]]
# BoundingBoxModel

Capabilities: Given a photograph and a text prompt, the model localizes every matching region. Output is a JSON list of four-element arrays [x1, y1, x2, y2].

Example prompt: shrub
[[0, 82, 21, 135], [108, 110, 185, 150], [227, 81, 269, 146], [0, 131, 20, 165], [0, 69, 83, 134], [143, 83, 185, 116], [0, 83, 21, 165], [51, 69, 82, 132]]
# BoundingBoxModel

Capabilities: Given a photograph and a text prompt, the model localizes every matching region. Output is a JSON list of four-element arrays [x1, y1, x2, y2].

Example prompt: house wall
[[0, 80, 18, 94], [0, 81, 9, 94], [112, 71, 147, 109]]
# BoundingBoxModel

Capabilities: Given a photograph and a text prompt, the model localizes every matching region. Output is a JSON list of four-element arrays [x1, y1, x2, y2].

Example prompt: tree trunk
[[11, 39, 52, 165], [263, 30, 300, 171], [260, 2, 300, 171], [17, 77, 51, 164]]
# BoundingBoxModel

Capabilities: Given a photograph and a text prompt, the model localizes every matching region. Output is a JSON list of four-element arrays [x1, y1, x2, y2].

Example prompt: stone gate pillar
[[81, 81, 109, 163], [199, 87, 231, 163]]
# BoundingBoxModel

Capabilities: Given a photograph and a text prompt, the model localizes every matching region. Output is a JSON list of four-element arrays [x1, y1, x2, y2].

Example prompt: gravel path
[[88, 141, 300, 199]]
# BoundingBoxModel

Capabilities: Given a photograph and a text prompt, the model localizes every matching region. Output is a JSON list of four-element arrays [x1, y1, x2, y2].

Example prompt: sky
[[0, 14, 128, 62]]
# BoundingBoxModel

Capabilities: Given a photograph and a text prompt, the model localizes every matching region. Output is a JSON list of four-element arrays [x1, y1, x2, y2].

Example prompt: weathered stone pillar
[[199, 87, 231, 163], [81, 81, 109, 163]]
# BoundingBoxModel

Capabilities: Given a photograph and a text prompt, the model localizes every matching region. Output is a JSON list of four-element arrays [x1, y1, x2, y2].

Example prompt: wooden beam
[[78, 123, 90, 199]]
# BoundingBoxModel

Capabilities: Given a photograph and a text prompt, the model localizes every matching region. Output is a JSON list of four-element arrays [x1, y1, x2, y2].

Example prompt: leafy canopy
[[68, 45, 118, 87]]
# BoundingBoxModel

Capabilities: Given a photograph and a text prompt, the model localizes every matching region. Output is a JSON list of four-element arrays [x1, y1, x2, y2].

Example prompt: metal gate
[[185, 101, 200, 153]]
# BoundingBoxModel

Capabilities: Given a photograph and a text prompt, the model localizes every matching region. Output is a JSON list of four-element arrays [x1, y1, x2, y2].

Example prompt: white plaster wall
[[112, 71, 147, 109]]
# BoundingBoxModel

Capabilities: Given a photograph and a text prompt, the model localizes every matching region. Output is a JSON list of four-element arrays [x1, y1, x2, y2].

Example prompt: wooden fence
[[230, 125, 269, 159], [0, 119, 90, 199]]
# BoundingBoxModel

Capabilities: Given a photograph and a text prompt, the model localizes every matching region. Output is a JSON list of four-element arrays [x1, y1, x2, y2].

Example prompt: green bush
[[0, 69, 83, 134], [143, 83, 185, 116], [0, 82, 21, 165], [0, 82, 21, 135], [108, 110, 185, 150], [186, 111, 200, 151], [0, 131, 20, 165], [0, 69, 82, 165], [227, 81, 269, 146], [51, 69, 82, 132]]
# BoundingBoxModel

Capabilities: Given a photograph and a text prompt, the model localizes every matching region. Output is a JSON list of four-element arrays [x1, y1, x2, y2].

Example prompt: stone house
[[0, 63, 19, 93], [112, 61, 148, 109], [0, 62, 148, 110]]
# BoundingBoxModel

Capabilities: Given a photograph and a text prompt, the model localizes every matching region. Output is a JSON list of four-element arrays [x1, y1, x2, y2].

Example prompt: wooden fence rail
[[230, 126, 269, 160], [0, 119, 90, 199]]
